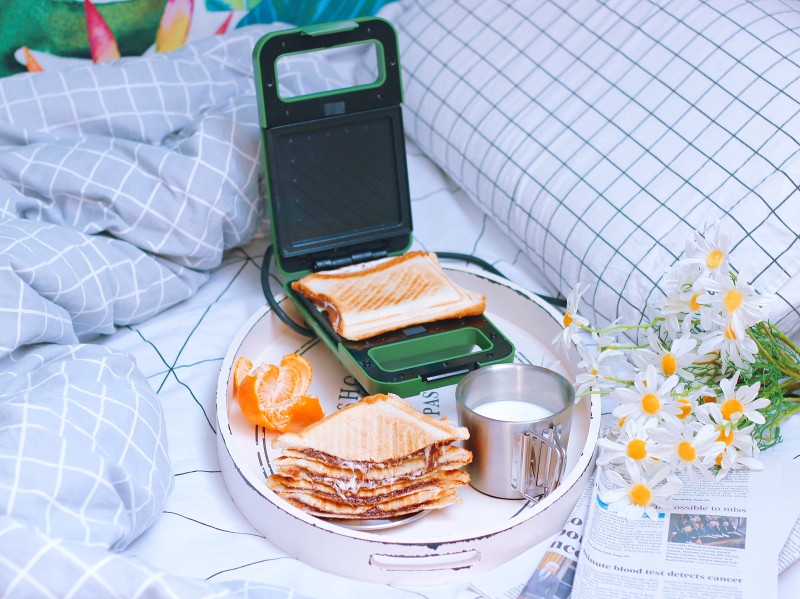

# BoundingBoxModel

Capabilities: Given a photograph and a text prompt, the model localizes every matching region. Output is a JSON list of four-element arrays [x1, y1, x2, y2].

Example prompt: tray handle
[[369, 549, 481, 572]]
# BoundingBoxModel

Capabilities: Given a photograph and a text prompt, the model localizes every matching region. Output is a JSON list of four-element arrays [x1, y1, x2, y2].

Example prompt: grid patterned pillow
[[389, 0, 800, 338]]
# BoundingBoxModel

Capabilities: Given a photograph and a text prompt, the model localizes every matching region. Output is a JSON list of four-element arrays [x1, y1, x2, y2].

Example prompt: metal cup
[[455, 363, 575, 501]]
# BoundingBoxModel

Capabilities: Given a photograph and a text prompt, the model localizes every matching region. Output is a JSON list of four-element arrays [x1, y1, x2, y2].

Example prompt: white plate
[[216, 266, 600, 585]]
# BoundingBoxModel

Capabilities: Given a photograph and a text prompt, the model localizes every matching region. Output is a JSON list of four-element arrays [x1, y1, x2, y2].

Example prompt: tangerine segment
[[236, 363, 280, 426], [232, 356, 253, 395], [278, 353, 313, 396], [263, 395, 324, 432]]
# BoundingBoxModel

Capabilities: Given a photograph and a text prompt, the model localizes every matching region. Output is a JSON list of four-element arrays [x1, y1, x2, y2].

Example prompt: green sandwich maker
[[253, 17, 515, 397]]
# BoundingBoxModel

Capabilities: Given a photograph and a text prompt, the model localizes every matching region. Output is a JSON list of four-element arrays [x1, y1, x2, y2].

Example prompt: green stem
[[604, 344, 647, 351], [754, 324, 800, 379], [579, 323, 652, 335], [780, 379, 800, 396], [775, 401, 800, 423]]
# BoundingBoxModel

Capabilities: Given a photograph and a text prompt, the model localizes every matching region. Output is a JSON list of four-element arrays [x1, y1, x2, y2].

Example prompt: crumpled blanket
[[0, 24, 338, 598]]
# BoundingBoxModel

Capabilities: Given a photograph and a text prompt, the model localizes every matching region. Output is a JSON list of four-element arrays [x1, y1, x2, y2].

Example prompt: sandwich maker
[[252, 17, 515, 397]]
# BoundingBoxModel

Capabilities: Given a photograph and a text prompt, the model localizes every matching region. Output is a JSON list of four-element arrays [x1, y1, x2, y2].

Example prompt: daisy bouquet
[[555, 222, 800, 519]]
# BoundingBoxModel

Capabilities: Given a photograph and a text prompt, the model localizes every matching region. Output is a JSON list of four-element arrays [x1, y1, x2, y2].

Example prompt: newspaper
[[472, 452, 791, 599], [777, 418, 800, 575], [468, 477, 594, 599], [780, 518, 800, 574], [571, 452, 783, 599], [517, 476, 594, 599]]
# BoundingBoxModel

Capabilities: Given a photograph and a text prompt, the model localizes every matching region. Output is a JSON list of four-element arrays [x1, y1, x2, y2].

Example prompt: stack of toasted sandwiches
[[267, 393, 472, 519], [291, 250, 485, 341]]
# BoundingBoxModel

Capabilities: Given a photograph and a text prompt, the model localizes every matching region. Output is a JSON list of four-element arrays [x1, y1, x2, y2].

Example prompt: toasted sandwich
[[290, 250, 485, 341], [267, 393, 472, 519]]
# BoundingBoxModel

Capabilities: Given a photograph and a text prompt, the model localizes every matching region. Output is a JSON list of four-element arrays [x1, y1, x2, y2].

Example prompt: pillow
[[387, 0, 800, 339]]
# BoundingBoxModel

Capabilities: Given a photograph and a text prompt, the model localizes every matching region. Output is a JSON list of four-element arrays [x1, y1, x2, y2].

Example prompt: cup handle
[[512, 427, 567, 503]]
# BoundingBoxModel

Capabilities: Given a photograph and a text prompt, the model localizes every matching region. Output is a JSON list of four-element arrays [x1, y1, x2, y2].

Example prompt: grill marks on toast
[[272, 393, 469, 462], [338, 262, 444, 312], [291, 251, 485, 340]]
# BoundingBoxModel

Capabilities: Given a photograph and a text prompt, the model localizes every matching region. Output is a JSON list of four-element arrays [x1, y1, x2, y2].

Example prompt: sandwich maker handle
[[253, 17, 403, 129]]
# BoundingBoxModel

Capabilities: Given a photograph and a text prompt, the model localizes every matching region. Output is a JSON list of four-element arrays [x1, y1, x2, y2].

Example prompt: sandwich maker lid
[[253, 18, 412, 277]]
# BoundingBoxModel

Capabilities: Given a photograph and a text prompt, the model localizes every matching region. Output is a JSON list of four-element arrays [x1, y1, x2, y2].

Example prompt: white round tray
[[216, 267, 600, 585]]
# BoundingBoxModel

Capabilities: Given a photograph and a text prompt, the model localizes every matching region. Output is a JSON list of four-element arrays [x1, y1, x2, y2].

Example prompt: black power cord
[[260, 245, 566, 337], [261, 244, 315, 338], [434, 251, 567, 309]]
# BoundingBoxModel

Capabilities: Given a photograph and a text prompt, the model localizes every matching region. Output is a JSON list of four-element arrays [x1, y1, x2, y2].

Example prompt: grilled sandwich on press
[[267, 393, 472, 519], [290, 250, 486, 341]]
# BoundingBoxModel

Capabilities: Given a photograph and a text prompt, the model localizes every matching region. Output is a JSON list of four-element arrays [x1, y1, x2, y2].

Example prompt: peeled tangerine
[[232, 354, 323, 432]]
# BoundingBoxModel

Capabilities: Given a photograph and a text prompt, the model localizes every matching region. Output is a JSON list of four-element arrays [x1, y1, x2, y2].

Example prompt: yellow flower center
[[715, 453, 724, 466], [706, 249, 724, 269], [591, 368, 599, 376], [641, 393, 661, 415], [689, 293, 702, 311], [716, 427, 734, 446], [661, 353, 677, 376], [626, 439, 648, 460], [724, 323, 737, 341], [629, 483, 653, 507], [563, 310, 574, 327], [702, 395, 717, 404], [677, 440, 697, 462], [724, 289, 743, 314], [721, 398, 744, 420], [676, 397, 691, 419], [618, 416, 627, 427]]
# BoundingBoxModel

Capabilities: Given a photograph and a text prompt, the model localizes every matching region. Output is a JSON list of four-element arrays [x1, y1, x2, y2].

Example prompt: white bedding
[[2, 1, 800, 596]]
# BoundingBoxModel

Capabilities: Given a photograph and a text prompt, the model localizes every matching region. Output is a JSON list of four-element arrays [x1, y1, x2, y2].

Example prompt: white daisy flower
[[648, 419, 726, 482], [697, 273, 772, 334], [717, 372, 770, 424], [697, 317, 758, 367], [658, 263, 717, 338], [672, 385, 707, 422], [600, 462, 682, 520], [574, 341, 625, 396], [597, 418, 661, 473], [611, 364, 681, 424], [660, 259, 705, 297], [552, 282, 590, 352], [632, 329, 698, 380], [715, 441, 763, 474], [694, 404, 763, 474], [660, 294, 714, 340], [677, 221, 733, 281]]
